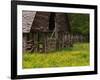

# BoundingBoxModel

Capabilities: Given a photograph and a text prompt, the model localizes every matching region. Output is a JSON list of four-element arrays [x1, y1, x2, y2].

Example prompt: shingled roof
[[22, 11, 36, 33]]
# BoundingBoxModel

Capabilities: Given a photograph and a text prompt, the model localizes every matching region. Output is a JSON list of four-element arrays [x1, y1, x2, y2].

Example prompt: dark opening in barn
[[49, 13, 55, 31]]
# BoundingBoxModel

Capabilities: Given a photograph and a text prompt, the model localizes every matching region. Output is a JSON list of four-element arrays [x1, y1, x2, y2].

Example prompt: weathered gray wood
[[44, 33, 47, 52], [23, 33, 28, 52], [31, 12, 50, 32], [22, 11, 36, 33]]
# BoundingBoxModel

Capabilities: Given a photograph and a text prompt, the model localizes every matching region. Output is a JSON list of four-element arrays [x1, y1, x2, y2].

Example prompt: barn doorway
[[49, 12, 55, 31]]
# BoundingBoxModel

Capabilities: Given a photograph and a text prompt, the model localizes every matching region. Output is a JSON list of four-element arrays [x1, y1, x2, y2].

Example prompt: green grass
[[23, 43, 90, 68]]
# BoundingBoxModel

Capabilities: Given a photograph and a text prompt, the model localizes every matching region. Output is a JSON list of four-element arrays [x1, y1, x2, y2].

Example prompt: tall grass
[[23, 43, 89, 68]]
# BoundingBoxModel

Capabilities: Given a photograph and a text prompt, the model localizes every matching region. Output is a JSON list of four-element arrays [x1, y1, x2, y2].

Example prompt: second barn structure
[[22, 11, 73, 53]]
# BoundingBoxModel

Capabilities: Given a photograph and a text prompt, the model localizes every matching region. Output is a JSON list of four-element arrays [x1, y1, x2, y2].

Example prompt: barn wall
[[31, 12, 50, 32], [55, 13, 68, 32], [23, 33, 28, 52]]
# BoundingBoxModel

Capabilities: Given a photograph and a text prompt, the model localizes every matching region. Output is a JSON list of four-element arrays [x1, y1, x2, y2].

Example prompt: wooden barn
[[22, 11, 73, 53]]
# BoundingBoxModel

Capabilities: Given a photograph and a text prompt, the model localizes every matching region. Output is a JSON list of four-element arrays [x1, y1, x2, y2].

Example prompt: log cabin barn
[[22, 11, 73, 53]]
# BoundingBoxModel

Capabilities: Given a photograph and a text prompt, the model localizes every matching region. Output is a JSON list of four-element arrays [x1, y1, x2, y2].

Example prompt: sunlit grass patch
[[23, 43, 89, 68]]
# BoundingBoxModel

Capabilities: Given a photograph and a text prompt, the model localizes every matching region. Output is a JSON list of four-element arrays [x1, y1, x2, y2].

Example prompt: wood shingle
[[22, 11, 36, 33]]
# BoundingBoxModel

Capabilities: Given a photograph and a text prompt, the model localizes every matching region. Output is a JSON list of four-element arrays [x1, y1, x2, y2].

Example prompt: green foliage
[[68, 13, 89, 36], [23, 43, 90, 68]]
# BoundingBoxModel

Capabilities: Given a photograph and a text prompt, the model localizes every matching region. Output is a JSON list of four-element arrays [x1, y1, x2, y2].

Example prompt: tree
[[68, 13, 89, 36]]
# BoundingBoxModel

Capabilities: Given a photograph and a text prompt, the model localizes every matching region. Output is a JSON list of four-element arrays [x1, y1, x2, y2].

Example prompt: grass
[[23, 43, 90, 68]]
